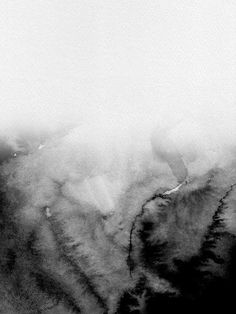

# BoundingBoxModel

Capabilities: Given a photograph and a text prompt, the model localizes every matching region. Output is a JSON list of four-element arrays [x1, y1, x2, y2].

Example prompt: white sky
[[0, 0, 236, 134]]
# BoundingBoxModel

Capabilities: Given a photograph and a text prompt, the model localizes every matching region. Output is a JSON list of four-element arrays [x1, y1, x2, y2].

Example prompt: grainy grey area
[[1, 130, 236, 313]]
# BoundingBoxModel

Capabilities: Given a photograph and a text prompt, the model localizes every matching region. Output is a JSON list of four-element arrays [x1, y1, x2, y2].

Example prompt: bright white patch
[[38, 144, 45, 150], [164, 181, 185, 195], [45, 207, 52, 218]]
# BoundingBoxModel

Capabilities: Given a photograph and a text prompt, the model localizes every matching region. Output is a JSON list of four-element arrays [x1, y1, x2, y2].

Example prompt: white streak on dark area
[[164, 182, 185, 195]]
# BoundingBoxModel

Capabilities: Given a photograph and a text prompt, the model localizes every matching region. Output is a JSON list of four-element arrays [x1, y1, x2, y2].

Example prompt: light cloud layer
[[0, 1, 235, 133], [0, 0, 236, 205]]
